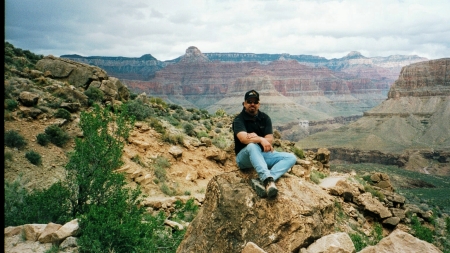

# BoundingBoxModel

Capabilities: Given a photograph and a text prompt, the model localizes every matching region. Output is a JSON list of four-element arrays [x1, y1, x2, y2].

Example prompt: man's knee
[[246, 143, 261, 152], [286, 152, 297, 165]]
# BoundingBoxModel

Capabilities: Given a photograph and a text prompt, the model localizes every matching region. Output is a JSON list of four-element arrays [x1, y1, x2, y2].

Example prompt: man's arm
[[236, 132, 274, 152]]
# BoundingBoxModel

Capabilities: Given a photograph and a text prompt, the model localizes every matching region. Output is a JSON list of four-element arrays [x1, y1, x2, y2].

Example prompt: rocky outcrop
[[358, 229, 442, 253], [36, 55, 130, 102], [176, 171, 336, 253]]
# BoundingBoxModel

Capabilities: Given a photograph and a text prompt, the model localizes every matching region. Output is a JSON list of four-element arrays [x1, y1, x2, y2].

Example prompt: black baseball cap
[[244, 90, 259, 101]]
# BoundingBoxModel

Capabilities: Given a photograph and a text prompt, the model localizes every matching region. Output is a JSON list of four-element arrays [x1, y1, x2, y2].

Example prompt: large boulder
[[36, 55, 108, 89], [176, 171, 335, 253], [359, 229, 442, 253]]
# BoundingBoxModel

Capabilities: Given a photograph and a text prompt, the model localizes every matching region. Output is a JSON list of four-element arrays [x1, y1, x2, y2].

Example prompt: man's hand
[[246, 133, 258, 139], [259, 136, 273, 152]]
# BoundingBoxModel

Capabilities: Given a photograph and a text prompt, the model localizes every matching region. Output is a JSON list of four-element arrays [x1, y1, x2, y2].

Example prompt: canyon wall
[[299, 58, 450, 173], [62, 47, 427, 125]]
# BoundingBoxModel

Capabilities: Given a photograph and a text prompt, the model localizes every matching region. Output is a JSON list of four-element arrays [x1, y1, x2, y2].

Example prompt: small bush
[[4, 130, 27, 149], [350, 233, 368, 252], [173, 198, 199, 222], [4, 178, 71, 226], [5, 151, 14, 161], [5, 99, 18, 111], [215, 108, 226, 117], [153, 156, 171, 182], [291, 146, 305, 159], [196, 131, 209, 139], [411, 215, 434, 243], [149, 97, 167, 108], [84, 86, 104, 104], [44, 125, 70, 147], [162, 133, 184, 145], [155, 156, 171, 169], [202, 120, 211, 131], [160, 183, 176, 196], [310, 170, 327, 184], [54, 108, 72, 120], [126, 99, 154, 121], [183, 123, 195, 136], [25, 150, 42, 165], [149, 117, 166, 134], [36, 133, 50, 146], [212, 135, 230, 150], [364, 184, 385, 201]]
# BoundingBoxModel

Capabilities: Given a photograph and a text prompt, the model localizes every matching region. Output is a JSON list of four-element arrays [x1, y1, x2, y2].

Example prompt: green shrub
[[84, 86, 104, 104], [150, 97, 167, 108], [4, 130, 27, 149], [350, 233, 368, 252], [36, 133, 50, 146], [202, 120, 211, 131], [4, 178, 71, 226], [370, 222, 383, 244], [173, 198, 199, 222], [54, 108, 72, 120], [161, 115, 180, 127], [212, 135, 230, 150], [364, 184, 385, 201], [196, 131, 209, 139], [126, 99, 154, 121], [411, 215, 434, 243], [310, 170, 327, 184], [162, 133, 184, 145], [5, 99, 18, 111], [215, 108, 226, 117], [25, 150, 42, 165], [183, 123, 195, 136], [291, 146, 305, 159], [149, 117, 166, 134], [153, 156, 171, 182], [160, 183, 176, 196], [45, 125, 70, 147], [5, 151, 14, 161], [169, 104, 182, 110]]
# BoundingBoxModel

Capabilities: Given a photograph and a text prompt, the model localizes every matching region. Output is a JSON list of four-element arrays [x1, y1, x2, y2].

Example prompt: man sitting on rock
[[232, 89, 297, 198]]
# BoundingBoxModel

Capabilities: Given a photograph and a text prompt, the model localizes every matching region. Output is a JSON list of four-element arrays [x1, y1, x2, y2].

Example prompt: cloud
[[5, 0, 450, 60]]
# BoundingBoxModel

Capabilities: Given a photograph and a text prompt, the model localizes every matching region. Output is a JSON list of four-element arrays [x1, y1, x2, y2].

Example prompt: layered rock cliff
[[299, 58, 450, 174], [62, 47, 427, 125]]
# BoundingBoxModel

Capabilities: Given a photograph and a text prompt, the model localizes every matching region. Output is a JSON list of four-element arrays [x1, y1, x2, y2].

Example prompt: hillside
[[4, 42, 449, 253]]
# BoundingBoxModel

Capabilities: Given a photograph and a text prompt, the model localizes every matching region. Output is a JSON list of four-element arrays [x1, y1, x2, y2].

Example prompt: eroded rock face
[[36, 55, 108, 89], [176, 171, 335, 253], [388, 58, 450, 98]]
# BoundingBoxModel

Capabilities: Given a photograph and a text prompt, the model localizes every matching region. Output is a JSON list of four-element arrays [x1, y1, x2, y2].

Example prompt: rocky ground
[[4, 110, 238, 199]]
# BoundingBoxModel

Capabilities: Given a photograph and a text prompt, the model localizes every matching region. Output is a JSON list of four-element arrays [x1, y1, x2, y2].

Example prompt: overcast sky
[[5, 0, 450, 61]]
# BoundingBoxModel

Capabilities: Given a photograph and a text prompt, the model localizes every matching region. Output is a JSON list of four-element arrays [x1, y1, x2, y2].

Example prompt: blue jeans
[[236, 143, 297, 182]]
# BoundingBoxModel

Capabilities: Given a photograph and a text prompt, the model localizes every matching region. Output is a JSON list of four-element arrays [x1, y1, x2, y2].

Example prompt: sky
[[5, 0, 450, 61]]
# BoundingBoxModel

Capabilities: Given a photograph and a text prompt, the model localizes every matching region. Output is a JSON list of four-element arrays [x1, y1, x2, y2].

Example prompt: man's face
[[244, 98, 260, 115]]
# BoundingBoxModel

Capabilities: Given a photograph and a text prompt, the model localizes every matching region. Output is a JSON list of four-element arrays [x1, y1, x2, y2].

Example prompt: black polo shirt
[[232, 108, 273, 155]]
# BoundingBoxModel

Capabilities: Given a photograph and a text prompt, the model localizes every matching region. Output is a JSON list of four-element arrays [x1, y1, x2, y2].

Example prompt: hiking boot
[[250, 179, 267, 198], [264, 177, 278, 198]]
